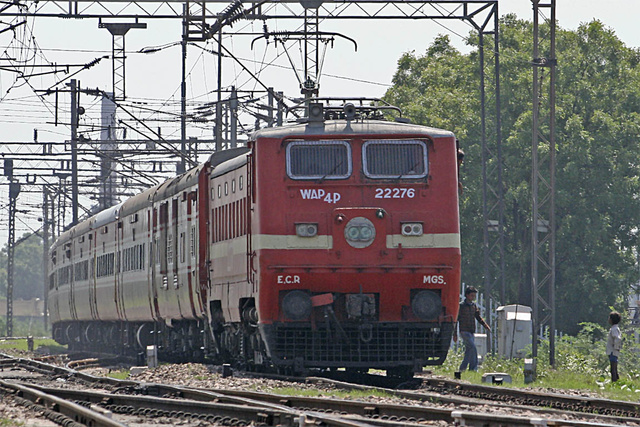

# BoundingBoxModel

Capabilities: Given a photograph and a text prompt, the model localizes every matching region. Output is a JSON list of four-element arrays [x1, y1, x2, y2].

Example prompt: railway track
[[418, 375, 640, 417], [0, 353, 637, 426], [245, 369, 640, 420]]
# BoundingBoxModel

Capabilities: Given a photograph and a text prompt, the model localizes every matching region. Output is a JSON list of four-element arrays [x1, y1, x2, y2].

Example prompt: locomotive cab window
[[363, 139, 428, 179], [286, 140, 352, 180]]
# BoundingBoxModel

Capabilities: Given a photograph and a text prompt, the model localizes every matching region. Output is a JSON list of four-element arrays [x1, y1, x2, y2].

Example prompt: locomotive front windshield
[[286, 139, 428, 180], [287, 140, 352, 180], [363, 140, 428, 179]]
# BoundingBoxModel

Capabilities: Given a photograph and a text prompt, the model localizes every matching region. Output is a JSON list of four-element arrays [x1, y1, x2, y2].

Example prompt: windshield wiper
[[396, 159, 422, 181], [317, 160, 344, 183]]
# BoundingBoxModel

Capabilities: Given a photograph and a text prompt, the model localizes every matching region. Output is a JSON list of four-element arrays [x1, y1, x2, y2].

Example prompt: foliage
[[383, 16, 640, 334], [0, 233, 45, 300]]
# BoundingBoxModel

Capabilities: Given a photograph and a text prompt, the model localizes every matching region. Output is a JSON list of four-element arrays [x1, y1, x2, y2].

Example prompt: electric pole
[[70, 79, 79, 224], [6, 177, 20, 337]]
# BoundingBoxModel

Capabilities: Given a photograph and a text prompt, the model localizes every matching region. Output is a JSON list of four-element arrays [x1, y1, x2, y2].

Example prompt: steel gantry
[[99, 19, 148, 101]]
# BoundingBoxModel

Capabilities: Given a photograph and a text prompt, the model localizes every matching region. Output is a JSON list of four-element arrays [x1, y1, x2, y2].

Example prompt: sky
[[0, 0, 639, 242]]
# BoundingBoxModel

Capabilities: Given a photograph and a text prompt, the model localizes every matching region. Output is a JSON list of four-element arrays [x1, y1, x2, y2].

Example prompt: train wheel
[[83, 323, 98, 346], [136, 323, 154, 350], [105, 324, 120, 353], [65, 324, 79, 346]]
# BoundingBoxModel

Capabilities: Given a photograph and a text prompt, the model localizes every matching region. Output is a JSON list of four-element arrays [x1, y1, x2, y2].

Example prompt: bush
[[436, 321, 640, 399]]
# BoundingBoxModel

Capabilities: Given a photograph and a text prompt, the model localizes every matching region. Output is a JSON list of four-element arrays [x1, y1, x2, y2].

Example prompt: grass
[[265, 386, 395, 400], [0, 338, 66, 354], [435, 348, 640, 402], [106, 370, 130, 380], [0, 420, 25, 427]]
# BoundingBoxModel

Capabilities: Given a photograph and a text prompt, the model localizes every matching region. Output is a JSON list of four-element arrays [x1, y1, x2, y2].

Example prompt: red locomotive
[[48, 101, 461, 376]]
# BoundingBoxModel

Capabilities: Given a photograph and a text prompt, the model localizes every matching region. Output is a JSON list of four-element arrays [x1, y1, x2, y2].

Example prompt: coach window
[[239, 175, 244, 190], [190, 226, 196, 258], [218, 184, 222, 198], [167, 234, 173, 265], [231, 179, 236, 193], [180, 232, 185, 264], [286, 140, 352, 180], [363, 139, 428, 179], [224, 182, 229, 196]]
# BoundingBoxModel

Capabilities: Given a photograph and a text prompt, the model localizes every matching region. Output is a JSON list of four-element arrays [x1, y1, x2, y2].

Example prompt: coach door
[[149, 208, 160, 320], [87, 233, 99, 320], [168, 197, 186, 319], [64, 242, 78, 321], [187, 190, 203, 316], [247, 153, 255, 290], [159, 201, 169, 290], [115, 220, 127, 321]]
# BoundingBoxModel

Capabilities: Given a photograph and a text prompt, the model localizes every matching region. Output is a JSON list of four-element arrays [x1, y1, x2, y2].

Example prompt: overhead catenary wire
[[0, 0, 528, 246]]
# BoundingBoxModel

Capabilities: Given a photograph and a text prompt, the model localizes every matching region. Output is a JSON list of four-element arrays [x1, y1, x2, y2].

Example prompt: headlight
[[347, 226, 361, 240], [401, 222, 423, 236], [282, 290, 312, 321], [344, 217, 376, 248], [296, 223, 318, 237], [411, 290, 441, 320]]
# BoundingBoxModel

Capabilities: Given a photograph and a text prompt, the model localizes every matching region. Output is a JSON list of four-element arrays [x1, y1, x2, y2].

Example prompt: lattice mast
[[531, 0, 557, 366]]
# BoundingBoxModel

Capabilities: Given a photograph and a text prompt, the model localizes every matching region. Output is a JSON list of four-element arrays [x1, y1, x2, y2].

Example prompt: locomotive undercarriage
[[260, 321, 454, 377], [207, 299, 271, 371]]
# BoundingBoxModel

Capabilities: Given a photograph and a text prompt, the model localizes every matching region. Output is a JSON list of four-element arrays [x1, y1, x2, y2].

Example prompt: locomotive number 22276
[[375, 188, 416, 199]]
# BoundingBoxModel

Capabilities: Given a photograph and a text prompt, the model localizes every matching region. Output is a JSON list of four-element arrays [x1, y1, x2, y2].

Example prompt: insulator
[[226, 10, 245, 27], [221, 0, 243, 21]]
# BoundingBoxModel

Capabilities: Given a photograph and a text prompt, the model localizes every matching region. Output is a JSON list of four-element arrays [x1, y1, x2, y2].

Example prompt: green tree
[[0, 233, 45, 301], [384, 17, 640, 334]]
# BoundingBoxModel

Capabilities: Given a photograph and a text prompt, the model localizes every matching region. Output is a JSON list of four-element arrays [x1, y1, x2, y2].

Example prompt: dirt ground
[[0, 396, 59, 427]]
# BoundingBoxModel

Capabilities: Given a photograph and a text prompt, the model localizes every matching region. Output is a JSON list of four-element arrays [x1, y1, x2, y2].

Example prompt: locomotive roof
[[251, 119, 455, 140]]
